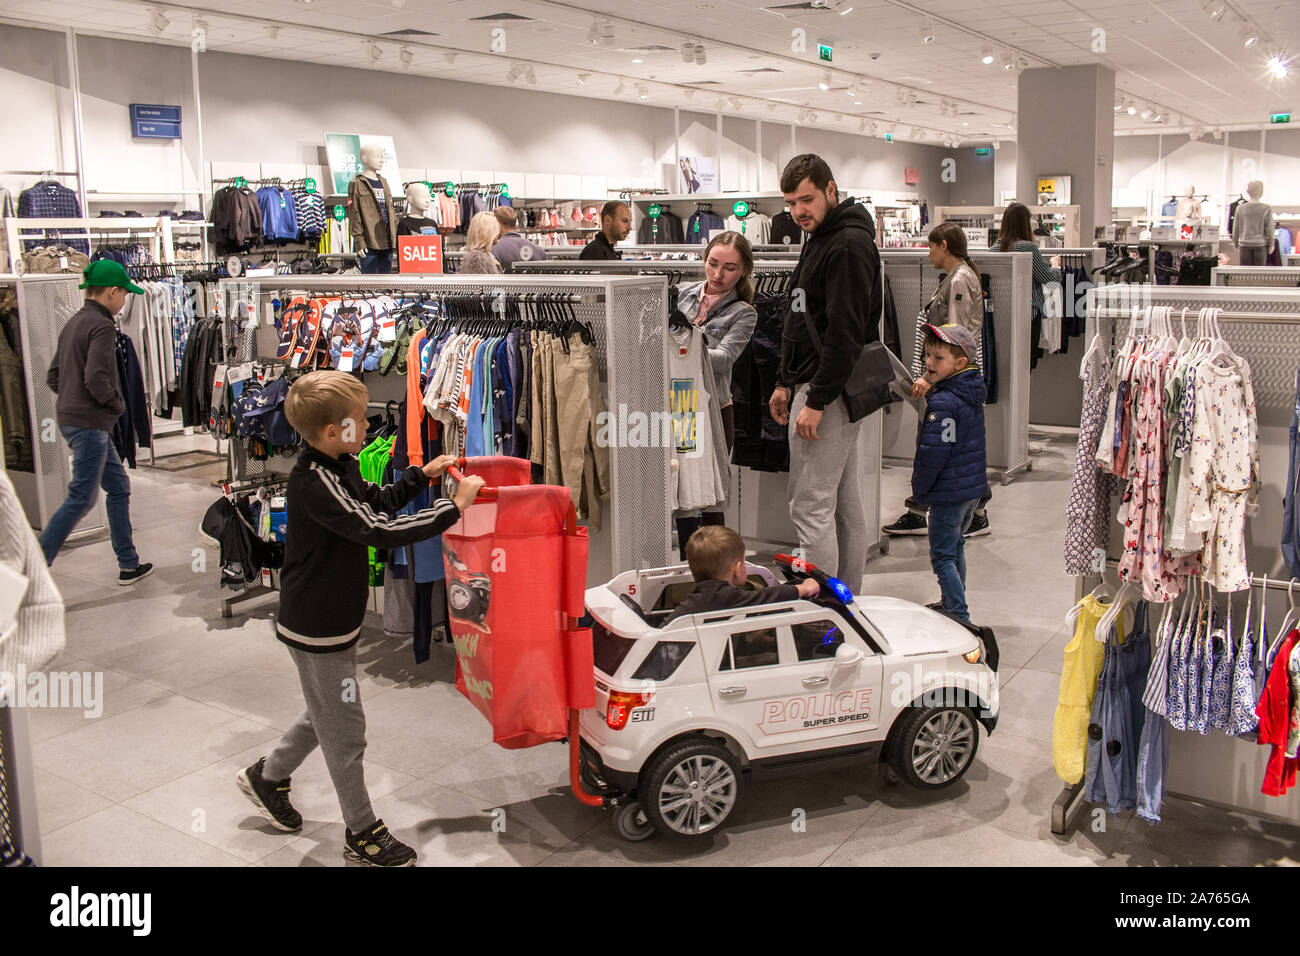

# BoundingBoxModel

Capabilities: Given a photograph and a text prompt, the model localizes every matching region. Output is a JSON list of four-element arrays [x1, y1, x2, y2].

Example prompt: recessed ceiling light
[[980, 42, 994, 65], [1267, 53, 1289, 78], [1240, 25, 1259, 48], [818, 71, 831, 90], [632, 58, 643, 63], [1131, 17, 1147, 23]]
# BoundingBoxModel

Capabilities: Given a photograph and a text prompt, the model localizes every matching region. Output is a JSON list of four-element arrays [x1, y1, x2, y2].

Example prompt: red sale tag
[[398, 234, 444, 274]]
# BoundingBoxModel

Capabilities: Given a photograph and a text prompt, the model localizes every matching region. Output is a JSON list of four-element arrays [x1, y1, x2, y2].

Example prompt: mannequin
[[347, 144, 395, 273], [397, 183, 439, 236], [1232, 179, 1275, 266], [1175, 185, 1202, 222]]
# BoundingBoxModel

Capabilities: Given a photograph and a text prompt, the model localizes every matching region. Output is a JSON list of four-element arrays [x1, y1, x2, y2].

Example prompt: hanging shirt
[[668, 325, 727, 513]]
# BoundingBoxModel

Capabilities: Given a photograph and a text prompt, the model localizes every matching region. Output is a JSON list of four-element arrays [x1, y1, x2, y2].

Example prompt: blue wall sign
[[130, 103, 182, 122], [133, 120, 182, 139]]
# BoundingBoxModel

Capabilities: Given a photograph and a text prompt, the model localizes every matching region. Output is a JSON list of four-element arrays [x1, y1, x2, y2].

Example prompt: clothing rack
[[1048, 284, 1300, 833], [218, 274, 671, 585], [5, 217, 176, 273]]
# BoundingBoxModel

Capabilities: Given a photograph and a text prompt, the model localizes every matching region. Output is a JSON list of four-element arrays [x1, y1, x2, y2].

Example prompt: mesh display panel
[[15, 275, 107, 533], [1212, 266, 1300, 288], [879, 251, 1032, 475]]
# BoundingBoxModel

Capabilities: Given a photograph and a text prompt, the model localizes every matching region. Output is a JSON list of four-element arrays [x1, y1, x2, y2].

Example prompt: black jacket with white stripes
[[275, 444, 460, 653]]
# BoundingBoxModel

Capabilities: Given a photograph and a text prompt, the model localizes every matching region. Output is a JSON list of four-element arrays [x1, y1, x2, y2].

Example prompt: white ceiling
[[0, 0, 1296, 146]]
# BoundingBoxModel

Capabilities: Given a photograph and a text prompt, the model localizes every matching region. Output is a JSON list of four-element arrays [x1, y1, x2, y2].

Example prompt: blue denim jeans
[[38, 426, 140, 569], [927, 498, 979, 620], [359, 249, 393, 274]]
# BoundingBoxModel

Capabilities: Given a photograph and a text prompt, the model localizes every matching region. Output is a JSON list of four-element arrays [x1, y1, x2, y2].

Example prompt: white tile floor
[[27, 432, 1300, 866]]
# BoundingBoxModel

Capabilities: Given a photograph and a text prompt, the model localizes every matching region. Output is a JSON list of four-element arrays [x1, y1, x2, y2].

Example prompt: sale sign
[[398, 234, 443, 273]]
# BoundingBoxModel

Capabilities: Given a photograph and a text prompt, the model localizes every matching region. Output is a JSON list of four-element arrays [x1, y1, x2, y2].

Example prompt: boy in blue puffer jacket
[[911, 324, 990, 621]]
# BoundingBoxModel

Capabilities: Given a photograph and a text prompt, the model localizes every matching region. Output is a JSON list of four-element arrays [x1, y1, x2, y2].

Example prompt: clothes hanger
[[1096, 579, 1140, 642], [1269, 579, 1300, 665]]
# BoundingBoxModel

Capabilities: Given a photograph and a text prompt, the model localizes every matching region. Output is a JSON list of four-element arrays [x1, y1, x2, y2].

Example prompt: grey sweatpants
[[263, 644, 376, 833], [787, 387, 869, 587]]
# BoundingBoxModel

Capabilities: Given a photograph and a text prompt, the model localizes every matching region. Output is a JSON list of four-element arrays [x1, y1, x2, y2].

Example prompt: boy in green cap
[[39, 260, 154, 584]]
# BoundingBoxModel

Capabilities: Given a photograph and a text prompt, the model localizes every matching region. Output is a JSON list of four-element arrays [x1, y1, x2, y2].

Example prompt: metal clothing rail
[[5, 216, 177, 273], [1210, 265, 1300, 288]]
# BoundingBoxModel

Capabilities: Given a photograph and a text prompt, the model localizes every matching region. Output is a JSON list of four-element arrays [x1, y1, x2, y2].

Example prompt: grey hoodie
[[675, 280, 758, 407]]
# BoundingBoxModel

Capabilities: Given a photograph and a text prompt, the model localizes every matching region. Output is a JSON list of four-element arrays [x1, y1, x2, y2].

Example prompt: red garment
[[404, 329, 427, 466], [1256, 628, 1300, 797]]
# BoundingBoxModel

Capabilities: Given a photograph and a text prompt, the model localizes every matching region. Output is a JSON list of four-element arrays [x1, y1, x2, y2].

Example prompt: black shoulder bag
[[798, 308, 899, 423]]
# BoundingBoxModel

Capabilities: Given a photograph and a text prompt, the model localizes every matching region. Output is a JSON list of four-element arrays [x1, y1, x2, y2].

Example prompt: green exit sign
[[1271, 112, 1291, 124], [975, 147, 991, 156], [818, 43, 832, 62], [884, 133, 893, 142]]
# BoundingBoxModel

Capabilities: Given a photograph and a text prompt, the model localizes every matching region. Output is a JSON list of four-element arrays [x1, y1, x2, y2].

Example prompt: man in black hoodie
[[769, 154, 882, 585]]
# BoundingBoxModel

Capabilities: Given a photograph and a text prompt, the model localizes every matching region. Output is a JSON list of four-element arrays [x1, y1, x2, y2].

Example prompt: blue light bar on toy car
[[827, 576, 854, 603]]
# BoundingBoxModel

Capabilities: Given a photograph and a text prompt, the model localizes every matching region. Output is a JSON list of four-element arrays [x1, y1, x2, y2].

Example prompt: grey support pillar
[[1016, 64, 1114, 239]]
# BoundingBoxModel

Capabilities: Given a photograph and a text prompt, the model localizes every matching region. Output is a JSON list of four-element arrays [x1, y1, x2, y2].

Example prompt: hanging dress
[[1052, 596, 1118, 784], [1065, 349, 1121, 575]]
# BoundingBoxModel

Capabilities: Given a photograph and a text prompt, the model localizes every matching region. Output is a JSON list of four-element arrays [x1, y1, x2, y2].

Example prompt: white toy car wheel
[[614, 801, 655, 842], [642, 740, 742, 839], [889, 706, 978, 789]]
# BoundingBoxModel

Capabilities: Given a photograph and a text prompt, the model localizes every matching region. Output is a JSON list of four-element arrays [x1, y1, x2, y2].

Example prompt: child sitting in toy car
[[665, 526, 819, 624]]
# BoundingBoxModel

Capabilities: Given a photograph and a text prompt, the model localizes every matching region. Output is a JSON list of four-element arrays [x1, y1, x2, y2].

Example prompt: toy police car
[[577, 555, 999, 841]]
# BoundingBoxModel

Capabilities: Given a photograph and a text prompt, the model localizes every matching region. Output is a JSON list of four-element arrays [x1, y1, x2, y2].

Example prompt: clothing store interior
[[3, 0, 1300, 874]]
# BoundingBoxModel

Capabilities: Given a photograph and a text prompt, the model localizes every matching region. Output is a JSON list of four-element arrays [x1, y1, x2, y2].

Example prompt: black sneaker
[[344, 819, 417, 867], [964, 511, 991, 538], [883, 512, 928, 536], [236, 757, 303, 832], [118, 562, 155, 586]]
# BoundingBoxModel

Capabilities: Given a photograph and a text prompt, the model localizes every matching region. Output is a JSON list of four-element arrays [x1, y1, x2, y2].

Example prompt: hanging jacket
[[881, 274, 901, 361], [911, 366, 989, 506], [980, 273, 999, 405], [778, 198, 882, 412], [256, 186, 300, 242], [0, 320, 31, 469], [731, 293, 789, 472], [111, 331, 151, 468], [674, 280, 757, 408]]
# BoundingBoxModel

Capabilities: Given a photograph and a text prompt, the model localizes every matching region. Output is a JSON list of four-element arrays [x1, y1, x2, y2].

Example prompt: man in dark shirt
[[579, 201, 631, 260], [768, 154, 881, 586], [40, 260, 153, 584], [492, 207, 548, 267], [666, 525, 818, 624]]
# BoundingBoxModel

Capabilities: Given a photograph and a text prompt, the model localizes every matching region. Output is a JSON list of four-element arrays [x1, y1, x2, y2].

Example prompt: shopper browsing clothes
[[492, 206, 548, 267], [911, 324, 989, 621], [236, 371, 484, 867], [672, 231, 758, 556], [579, 200, 632, 260], [459, 212, 503, 274], [769, 153, 882, 585], [884, 222, 992, 539], [39, 260, 153, 584]]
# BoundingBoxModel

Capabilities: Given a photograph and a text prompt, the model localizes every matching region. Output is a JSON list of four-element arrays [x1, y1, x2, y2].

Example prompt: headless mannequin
[[397, 183, 439, 236], [351, 144, 393, 271], [1175, 184, 1202, 222], [1234, 179, 1275, 266]]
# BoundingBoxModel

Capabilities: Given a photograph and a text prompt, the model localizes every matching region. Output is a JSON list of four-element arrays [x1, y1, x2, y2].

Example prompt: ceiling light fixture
[[637, 83, 649, 101], [631, 58, 643, 64], [1126, 101, 1137, 114], [981, 42, 994, 65], [614, 78, 625, 95], [766, 102, 776, 111], [1140, 105, 1153, 120], [682, 40, 694, 63], [839, 5, 853, 15], [1267, 53, 1290, 78], [920, 18, 935, 44], [695, 43, 707, 65], [818, 71, 831, 90], [506, 63, 522, 83], [859, 118, 867, 131], [149, 7, 169, 34], [444, 52, 457, 64], [1202, 0, 1225, 21], [366, 41, 382, 62], [1016, 56, 1029, 70], [992, 139, 1000, 150], [576, 73, 589, 87], [1113, 97, 1124, 112], [400, 45, 413, 67], [1240, 24, 1260, 48], [1002, 54, 1015, 72], [525, 64, 536, 84], [265, 24, 279, 40]]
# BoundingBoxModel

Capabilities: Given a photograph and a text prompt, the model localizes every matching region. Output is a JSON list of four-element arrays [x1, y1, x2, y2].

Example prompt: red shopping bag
[[443, 457, 593, 749]]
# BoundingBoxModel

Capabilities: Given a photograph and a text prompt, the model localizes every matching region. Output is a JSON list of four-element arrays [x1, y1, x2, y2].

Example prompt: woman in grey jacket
[[672, 231, 758, 554]]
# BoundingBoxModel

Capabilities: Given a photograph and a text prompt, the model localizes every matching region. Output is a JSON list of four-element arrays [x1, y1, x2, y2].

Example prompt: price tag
[[500, 184, 510, 198], [445, 183, 456, 197], [59, 256, 68, 270], [304, 177, 317, 194], [234, 176, 248, 188], [732, 200, 750, 218], [648, 203, 662, 219], [333, 204, 346, 221], [212, 365, 228, 390]]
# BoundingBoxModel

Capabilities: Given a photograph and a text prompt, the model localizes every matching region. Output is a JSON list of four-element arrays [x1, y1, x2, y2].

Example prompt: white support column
[[715, 110, 722, 192], [64, 28, 87, 217]]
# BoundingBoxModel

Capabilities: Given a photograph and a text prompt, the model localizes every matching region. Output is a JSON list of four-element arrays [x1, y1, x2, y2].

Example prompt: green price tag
[[445, 183, 456, 197], [693, 219, 700, 233], [332, 204, 346, 222], [732, 200, 750, 218], [500, 185, 510, 198], [648, 203, 662, 219], [234, 176, 248, 189], [304, 177, 317, 194]]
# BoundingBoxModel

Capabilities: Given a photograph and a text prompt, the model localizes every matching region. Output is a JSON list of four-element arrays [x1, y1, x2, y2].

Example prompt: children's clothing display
[[16, 178, 87, 253], [256, 185, 300, 242], [210, 183, 263, 254], [1083, 602, 1151, 816], [1074, 311, 1259, 600], [1052, 595, 1116, 784], [1064, 348, 1123, 575]]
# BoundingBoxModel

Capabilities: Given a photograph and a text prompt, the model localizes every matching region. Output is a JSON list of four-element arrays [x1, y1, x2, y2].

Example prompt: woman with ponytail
[[672, 230, 758, 555]]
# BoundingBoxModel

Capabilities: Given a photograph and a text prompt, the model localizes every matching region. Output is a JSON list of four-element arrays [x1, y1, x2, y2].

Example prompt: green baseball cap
[[78, 260, 145, 294]]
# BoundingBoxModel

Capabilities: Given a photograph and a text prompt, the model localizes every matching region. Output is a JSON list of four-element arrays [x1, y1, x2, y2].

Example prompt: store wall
[[993, 141, 1017, 204], [944, 147, 996, 207], [795, 126, 947, 205], [0, 25, 79, 199]]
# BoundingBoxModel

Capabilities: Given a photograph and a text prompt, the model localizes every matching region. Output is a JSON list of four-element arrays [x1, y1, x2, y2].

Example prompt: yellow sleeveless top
[[1052, 596, 1124, 784]]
